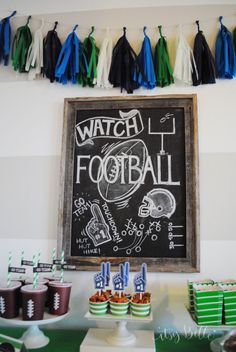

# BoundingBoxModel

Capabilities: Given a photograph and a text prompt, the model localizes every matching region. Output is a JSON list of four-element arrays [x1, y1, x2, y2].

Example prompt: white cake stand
[[0, 311, 69, 349], [187, 308, 236, 352], [80, 311, 155, 352]]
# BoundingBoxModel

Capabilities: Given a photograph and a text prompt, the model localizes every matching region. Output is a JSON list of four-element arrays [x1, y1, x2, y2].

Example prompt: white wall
[[0, 1, 236, 333]]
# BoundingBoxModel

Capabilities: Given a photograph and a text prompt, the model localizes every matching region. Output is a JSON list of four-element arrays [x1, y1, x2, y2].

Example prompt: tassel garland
[[1, 13, 236, 92], [0, 10, 17, 66], [133, 26, 156, 89], [43, 22, 62, 83], [154, 25, 174, 87], [12, 16, 32, 72], [55, 25, 80, 84], [215, 16, 236, 79]]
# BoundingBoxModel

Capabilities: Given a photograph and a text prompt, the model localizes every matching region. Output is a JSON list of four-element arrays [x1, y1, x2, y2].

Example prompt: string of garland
[[1, 11, 236, 93]]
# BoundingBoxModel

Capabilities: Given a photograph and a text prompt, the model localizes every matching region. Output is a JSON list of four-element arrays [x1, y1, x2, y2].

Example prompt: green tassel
[[78, 27, 99, 87], [12, 16, 32, 72], [154, 26, 174, 87]]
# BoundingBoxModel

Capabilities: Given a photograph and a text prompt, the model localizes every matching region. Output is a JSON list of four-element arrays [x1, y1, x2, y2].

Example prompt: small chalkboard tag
[[112, 264, 125, 291], [21, 260, 33, 266], [134, 263, 147, 293], [61, 264, 76, 271], [33, 267, 52, 273], [94, 272, 105, 290], [53, 259, 67, 265], [8, 267, 26, 274], [38, 263, 53, 269]]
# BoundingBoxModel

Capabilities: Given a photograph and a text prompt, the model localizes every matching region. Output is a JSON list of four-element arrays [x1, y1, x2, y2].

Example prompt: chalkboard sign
[[58, 96, 199, 272]]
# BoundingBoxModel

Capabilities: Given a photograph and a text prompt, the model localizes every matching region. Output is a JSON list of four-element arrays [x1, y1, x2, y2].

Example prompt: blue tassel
[[55, 25, 80, 84], [0, 10, 17, 65], [215, 16, 236, 79], [133, 27, 156, 89]]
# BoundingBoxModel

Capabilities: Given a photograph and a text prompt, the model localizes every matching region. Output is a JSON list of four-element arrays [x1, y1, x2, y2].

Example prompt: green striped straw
[[7, 252, 12, 288], [20, 250, 24, 280], [52, 248, 56, 278], [60, 250, 64, 283], [37, 251, 41, 285], [33, 254, 37, 289]]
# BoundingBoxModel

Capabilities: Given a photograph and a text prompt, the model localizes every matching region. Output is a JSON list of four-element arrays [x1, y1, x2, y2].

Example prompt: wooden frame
[[58, 95, 199, 272]]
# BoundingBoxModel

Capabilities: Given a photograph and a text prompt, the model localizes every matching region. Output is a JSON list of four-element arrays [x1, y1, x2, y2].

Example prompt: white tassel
[[96, 28, 113, 88], [25, 19, 44, 80], [174, 25, 198, 85]]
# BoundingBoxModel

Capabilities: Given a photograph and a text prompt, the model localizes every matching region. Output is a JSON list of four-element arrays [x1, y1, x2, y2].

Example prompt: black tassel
[[233, 26, 236, 53], [192, 20, 215, 85], [109, 27, 139, 94], [43, 22, 62, 83]]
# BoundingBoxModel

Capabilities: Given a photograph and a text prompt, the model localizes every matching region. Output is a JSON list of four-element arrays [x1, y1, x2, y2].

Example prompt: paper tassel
[[43, 22, 62, 83], [215, 16, 236, 79], [233, 26, 236, 54], [96, 28, 113, 88], [78, 27, 99, 87], [55, 25, 80, 84], [192, 21, 215, 86], [109, 27, 139, 94], [154, 25, 174, 87], [0, 10, 17, 65], [25, 19, 44, 80], [77, 46, 89, 87], [12, 16, 32, 72], [174, 25, 198, 85], [133, 26, 156, 89]]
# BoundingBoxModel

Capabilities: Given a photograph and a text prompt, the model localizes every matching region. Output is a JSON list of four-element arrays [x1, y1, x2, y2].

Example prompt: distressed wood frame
[[58, 95, 199, 272]]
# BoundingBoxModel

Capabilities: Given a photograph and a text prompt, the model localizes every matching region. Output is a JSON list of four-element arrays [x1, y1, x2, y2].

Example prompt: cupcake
[[131, 292, 151, 317], [89, 291, 109, 315], [109, 292, 129, 316]]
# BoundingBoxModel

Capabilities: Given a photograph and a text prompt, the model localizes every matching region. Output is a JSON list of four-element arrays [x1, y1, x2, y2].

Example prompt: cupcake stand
[[0, 311, 69, 349], [80, 311, 155, 352]]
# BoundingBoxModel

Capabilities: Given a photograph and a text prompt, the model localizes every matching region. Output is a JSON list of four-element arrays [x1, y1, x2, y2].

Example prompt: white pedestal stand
[[187, 309, 236, 352], [80, 312, 155, 352], [0, 311, 69, 349]]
